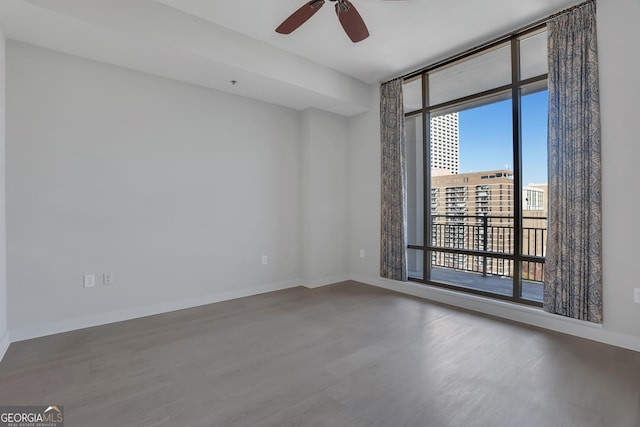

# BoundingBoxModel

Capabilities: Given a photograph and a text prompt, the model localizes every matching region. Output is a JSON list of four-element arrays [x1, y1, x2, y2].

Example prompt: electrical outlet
[[360, 249, 365, 258], [103, 273, 113, 286], [262, 255, 268, 265], [634, 288, 640, 304], [84, 274, 95, 288]]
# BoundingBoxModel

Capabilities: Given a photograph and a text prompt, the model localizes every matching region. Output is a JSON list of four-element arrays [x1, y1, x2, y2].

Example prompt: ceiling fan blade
[[335, 0, 369, 43], [276, 0, 325, 34]]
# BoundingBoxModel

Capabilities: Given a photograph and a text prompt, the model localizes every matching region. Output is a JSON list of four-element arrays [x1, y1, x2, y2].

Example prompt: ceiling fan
[[276, 0, 369, 43]]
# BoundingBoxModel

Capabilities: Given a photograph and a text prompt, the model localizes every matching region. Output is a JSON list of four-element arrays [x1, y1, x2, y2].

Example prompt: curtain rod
[[384, 0, 595, 84]]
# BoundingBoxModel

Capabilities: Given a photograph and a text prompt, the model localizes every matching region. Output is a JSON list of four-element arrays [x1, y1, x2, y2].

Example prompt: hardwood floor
[[1, 281, 639, 427]]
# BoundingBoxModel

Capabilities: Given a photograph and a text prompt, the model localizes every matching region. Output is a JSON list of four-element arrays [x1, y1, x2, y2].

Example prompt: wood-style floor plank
[[1, 281, 638, 427]]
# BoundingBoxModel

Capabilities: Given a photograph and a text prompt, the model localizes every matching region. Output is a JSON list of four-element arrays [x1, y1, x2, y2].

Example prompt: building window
[[404, 26, 548, 307]]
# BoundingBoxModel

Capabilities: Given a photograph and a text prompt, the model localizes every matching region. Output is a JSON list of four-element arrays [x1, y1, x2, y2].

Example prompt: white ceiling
[[0, 0, 580, 116]]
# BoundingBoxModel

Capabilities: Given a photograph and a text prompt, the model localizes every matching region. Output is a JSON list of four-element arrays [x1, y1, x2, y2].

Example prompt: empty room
[[0, 0, 638, 426]]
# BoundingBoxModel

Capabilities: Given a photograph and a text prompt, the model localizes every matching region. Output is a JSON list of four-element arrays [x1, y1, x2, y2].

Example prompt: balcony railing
[[430, 215, 546, 283]]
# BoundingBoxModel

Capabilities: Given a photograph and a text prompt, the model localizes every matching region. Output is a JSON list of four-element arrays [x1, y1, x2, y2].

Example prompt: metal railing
[[430, 215, 546, 282]]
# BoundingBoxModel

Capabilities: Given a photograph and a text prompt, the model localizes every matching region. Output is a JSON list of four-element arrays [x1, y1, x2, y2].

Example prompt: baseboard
[[349, 273, 640, 353], [0, 330, 10, 362], [302, 274, 349, 289], [10, 279, 301, 343]]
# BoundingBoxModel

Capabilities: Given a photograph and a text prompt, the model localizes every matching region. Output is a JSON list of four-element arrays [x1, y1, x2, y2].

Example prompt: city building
[[430, 113, 460, 174], [429, 170, 548, 280], [431, 169, 516, 275]]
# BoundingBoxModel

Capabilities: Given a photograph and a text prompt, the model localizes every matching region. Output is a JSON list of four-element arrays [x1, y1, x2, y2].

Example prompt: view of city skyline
[[408, 89, 550, 295]]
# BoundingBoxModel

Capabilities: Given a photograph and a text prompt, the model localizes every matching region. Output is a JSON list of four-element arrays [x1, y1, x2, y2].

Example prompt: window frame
[[404, 24, 548, 307]]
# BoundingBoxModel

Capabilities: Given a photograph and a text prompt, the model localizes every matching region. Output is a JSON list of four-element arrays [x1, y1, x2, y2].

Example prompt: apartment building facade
[[429, 169, 547, 279]]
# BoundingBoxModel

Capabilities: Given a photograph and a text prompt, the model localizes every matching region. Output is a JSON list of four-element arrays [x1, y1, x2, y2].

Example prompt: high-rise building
[[429, 169, 547, 279], [430, 113, 459, 174], [431, 169, 516, 219], [431, 170, 515, 274], [522, 183, 548, 281]]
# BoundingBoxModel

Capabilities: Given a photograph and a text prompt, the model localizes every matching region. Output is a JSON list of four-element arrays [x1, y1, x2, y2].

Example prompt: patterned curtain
[[544, 1, 602, 323], [380, 78, 408, 281]]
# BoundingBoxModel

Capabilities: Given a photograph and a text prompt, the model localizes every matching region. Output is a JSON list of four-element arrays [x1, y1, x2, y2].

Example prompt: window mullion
[[422, 73, 431, 282], [511, 37, 523, 300]]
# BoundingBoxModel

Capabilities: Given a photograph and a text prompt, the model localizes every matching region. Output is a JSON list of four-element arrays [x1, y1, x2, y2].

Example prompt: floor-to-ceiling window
[[405, 26, 548, 306]]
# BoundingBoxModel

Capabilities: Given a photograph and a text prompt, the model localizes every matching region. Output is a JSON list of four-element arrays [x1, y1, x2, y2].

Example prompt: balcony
[[429, 267, 543, 301], [408, 215, 547, 303]]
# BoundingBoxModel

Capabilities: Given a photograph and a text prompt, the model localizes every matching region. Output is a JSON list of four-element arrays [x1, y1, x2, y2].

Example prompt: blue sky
[[458, 90, 548, 184]]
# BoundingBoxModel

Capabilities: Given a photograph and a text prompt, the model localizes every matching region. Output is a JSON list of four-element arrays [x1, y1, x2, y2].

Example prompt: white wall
[[597, 0, 640, 339], [6, 42, 303, 338], [347, 0, 640, 351], [348, 85, 381, 280], [0, 27, 8, 357], [300, 109, 349, 287]]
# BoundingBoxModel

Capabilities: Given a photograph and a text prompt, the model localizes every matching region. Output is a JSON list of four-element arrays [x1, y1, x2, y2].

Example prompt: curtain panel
[[380, 79, 408, 281], [544, 1, 603, 323]]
